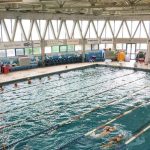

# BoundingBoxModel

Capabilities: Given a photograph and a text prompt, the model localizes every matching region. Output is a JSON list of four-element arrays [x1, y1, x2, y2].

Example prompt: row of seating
[[85, 50, 105, 62], [11, 64, 38, 72], [0, 50, 106, 73], [45, 54, 82, 66]]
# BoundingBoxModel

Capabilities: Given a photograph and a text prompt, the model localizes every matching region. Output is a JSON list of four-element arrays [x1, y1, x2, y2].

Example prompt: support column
[[145, 40, 150, 65], [41, 40, 45, 66], [113, 38, 116, 50], [82, 39, 86, 62]]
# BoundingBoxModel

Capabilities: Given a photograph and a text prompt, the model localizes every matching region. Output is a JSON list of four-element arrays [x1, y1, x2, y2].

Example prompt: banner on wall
[[87, 38, 99, 44], [33, 41, 41, 47], [101, 38, 113, 44], [46, 40, 64, 46], [0, 41, 33, 49], [67, 39, 80, 45]]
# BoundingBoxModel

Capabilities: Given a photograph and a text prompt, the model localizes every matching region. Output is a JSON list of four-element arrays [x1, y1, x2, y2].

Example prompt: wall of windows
[[0, 19, 150, 42], [6, 49, 15, 57], [0, 50, 6, 57], [51, 45, 75, 53]]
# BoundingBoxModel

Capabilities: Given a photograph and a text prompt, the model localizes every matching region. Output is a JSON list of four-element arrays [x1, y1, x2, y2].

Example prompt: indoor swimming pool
[[0, 66, 150, 150]]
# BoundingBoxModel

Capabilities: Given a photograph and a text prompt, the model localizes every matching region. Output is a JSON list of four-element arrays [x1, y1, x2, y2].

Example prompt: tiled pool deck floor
[[0, 61, 150, 84]]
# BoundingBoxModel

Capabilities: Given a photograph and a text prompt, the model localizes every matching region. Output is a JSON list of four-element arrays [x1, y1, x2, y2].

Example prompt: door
[[126, 43, 136, 60]]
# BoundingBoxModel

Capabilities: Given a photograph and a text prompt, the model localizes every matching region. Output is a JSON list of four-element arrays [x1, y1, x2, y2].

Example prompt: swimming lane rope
[[0, 84, 148, 132], [0, 87, 149, 150], [56, 100, 150, 150], [1, 69, 116, 101], [0, 71, 136, 115], [125, 121, 150, 145], [1, 67, 109, 94]]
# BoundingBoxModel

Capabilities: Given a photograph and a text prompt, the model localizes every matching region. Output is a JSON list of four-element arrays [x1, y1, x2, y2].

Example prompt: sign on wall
[[0, 41, 33, 49], [33, 41, 41, 47], [101, 38, 113, 44], [46, 40, 64, 46], [67, 39, 80, 45], [87, 38, 99, 44]]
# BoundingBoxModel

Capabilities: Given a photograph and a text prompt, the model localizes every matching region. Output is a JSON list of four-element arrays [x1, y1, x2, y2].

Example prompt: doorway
[[126, 43, 136, 60]]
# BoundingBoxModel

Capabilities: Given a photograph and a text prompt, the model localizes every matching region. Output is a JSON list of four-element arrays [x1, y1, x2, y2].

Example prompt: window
[[99, 44, 105, 49], [140, 44, 147, 50], [91, 44, 98, 50], [52, 46, 59, 53], [45, 47, 51, 54], [75, 45, 82, 51], [68, 45, 74, 52], [0, 50, 6, 57], [116, 44, 122, 50], [16, 49, 24, 56], [60, 45, 67, 52], [106, 44, 113, 49], [6, 49, 15, 57], [85, 44, 91, 51], [25, 48, 33, 55], [33, 47, 41, 55]]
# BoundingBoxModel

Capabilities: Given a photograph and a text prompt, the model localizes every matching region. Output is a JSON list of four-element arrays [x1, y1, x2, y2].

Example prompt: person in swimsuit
[[102, 134, 124, 148], [90, 126, 116, 138], [27, 78, 31, 84], [0, 85, 4, 91], [14, 83, 18, 88]]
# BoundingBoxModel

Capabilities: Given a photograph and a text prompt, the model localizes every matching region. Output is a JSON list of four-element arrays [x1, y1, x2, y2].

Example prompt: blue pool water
[[0, 66, 150, 150]]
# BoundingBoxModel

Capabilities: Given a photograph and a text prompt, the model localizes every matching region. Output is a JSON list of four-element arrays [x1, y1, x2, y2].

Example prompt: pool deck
[[0, 61, 150, 84]]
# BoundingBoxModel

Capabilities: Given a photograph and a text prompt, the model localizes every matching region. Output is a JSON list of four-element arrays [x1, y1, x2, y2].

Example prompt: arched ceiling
[[0, 0, 150, 16]]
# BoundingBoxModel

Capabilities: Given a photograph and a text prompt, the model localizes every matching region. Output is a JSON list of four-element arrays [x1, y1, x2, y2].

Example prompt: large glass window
[[106, 44, 113, 49], [99, 44, 105, 49], [116, 44, 122, 50], [25, 48, 33, 55], [45, 47, 51, 54], [60, 45, 67, 52], [52, 46, 59, 53], [6, 49, 15, 57], [140, 44, 147, 50], [68, 45, 74, 52], [16, 48, 24, 56], [126, 43, 136, 60], [0, 50, 6, 57], [91, 44, 98, 50], [75, 45, 82, 51], [33, 47, 41, 55], [85, 44, 91, 51]]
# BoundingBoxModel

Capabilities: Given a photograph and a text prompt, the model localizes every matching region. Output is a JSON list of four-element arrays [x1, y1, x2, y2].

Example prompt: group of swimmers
[[89, 125, 124, 149], [0, 64, 69, 92], [0, 75, 52, 92]]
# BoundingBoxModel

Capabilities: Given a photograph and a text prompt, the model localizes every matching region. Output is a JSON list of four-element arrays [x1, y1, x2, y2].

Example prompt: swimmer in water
[[2, 143, 6, 150], [0, 85, 4, 91], [14, 83, 18, 88], [48, 76, 51, 80], [27, 78, 31, 84], [59, 74, 61, 78], [90, 126, 116, 138], [101, 134, 124, 148]]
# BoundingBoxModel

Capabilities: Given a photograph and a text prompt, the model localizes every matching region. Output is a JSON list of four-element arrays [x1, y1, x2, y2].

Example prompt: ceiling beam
[[1, 11, 150, 20]]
